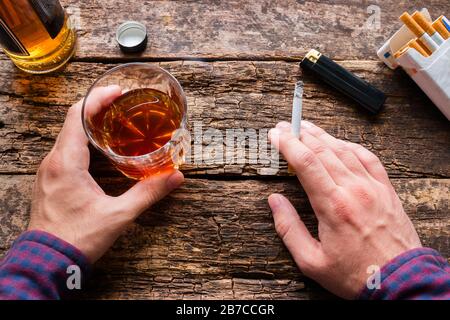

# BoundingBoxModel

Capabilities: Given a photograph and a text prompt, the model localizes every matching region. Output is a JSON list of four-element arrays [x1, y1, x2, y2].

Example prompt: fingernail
[[276, 121, 291, 129], [268, 193, 283, 211], [167, 170, 184, 189], [301, 120, 314, 129]]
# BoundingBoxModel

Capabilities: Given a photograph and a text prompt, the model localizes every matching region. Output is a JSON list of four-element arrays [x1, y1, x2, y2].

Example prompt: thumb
[[116, 170, 185, 219], [268, 193, 323, 275]]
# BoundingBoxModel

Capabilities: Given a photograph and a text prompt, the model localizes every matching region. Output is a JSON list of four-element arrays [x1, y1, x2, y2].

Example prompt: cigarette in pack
[[400, 12, 439, 53], [433, 16, 450, 40], [394, 39, 430, 58], [412, 11, 445, 45]]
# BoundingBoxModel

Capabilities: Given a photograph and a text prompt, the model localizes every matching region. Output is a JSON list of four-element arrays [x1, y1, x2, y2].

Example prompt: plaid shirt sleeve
[[0, 230, 90, 300], [359, 247, 450, 300]]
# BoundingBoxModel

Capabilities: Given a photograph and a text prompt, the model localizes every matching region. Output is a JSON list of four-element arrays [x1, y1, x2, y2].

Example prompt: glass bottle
[[0, 0, 76, 74]]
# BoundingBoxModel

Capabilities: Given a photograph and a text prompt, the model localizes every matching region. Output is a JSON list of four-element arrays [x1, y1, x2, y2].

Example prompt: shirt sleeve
[[0, 230, 91, 300], [359, 247, 450, 300]]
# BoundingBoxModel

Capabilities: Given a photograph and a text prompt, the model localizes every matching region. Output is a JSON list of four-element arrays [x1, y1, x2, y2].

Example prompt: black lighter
[[300, 49, 386, 115]]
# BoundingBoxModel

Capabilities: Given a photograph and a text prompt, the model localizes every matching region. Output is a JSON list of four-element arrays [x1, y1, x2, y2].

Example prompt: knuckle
[[67, 104, 78, 117], [40, 152, 64, 178], [143, 190, 156, 207], [349, 184, 376, 207], [358, 146, 375, 158], [308, 125, 325, 137], [309, 143, 329, 155], [334, 142, 351, 155], [347, 142, 364, 153], [347, 141, 361, 149], [274, 216, 293, 241], [350, 143, 383, 167], [285, 136, 300, 148], [329, 191, 353, 221], [282, 136, 298, 154], [142, 185, 161, 207], [352, 144, 376, 159], [362, 151, 381, 168], [294, 150, 317, 170]]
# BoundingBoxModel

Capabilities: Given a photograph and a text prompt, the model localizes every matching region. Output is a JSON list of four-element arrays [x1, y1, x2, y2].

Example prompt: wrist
[[3, 230, 91, 299], [358, 247, 441, 300], [20, 229, 91, 268]]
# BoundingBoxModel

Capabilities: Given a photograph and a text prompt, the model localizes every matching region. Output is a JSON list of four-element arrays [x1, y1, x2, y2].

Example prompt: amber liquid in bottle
[[0, 0, 76, 74], [92, 88, 184, 179]]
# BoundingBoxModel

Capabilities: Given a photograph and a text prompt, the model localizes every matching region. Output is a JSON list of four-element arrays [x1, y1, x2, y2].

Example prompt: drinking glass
[[82, 63, 189, 180]]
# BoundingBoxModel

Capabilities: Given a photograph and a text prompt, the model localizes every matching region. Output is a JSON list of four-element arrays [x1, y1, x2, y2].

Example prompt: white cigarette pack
[[377, 9, 450, 120]]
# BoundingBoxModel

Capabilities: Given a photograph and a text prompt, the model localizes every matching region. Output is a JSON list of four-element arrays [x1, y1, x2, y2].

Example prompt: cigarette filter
[[400, 12, 425, 37], [412, 11, 445, 45], [394, 39, 430, 58], [400, 12, 439, 52], [300, 49, 386, 115], [408, 39, 430, 56]]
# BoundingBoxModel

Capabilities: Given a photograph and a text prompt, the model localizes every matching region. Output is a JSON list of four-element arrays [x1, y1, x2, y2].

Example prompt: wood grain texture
[[0, 60, 449, 178], [43, 0, 450, 60], [2, 0, 449, 61], [0, 0, 449, 300], [0, 175, 448, 299]]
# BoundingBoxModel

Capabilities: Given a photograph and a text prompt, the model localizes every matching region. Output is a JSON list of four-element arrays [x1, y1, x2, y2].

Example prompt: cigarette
[[394, 39, 430, 58], [288, 82, 303, 174], [400, 12, 425, 37], [433, 16, 450, 40], [409, 39, 430, 57], [400, 12, 439, 53], [291, 82, 303, 139], [412, 11, 445, 45]]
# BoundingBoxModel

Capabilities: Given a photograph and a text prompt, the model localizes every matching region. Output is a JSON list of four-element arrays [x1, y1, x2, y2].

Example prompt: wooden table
[[0, 0, 449, 299]]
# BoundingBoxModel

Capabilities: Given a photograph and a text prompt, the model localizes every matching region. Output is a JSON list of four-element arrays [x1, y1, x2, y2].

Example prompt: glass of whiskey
[[82, 63, 190, 180]]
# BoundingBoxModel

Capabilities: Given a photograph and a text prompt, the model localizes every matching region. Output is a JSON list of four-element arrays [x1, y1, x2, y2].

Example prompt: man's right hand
[[268, 121, 422, 299]]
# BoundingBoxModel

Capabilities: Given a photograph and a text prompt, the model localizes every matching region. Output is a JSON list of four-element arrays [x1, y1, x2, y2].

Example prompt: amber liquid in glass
[[93, 88, 183, 178], [0, 0, 76, 73]]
